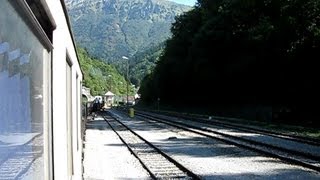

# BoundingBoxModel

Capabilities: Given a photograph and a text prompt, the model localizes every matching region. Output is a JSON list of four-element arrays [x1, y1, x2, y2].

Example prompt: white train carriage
[[0, 0, 83, 179]]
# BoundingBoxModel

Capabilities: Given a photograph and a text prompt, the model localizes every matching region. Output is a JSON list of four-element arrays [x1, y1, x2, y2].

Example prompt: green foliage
[[66, 0, 191, 63], [140, 0, 320, 122], [78, 47, 134, 96], [66, 0, 192, 88], [129, 43, 165, 87]]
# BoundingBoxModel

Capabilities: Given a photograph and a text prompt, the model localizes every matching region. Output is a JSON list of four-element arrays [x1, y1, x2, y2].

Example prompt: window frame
[[10, 0, 55, 51], [8, 1, 55, 179]]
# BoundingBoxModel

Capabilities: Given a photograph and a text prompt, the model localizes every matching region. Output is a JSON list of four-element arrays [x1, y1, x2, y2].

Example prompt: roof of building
[[104, 91, 115, 96]]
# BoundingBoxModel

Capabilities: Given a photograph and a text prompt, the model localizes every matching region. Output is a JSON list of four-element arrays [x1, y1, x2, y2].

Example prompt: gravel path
[[83, 117, 150, 180], [152, 113, 320, 157], [110, 110, 320, 179]]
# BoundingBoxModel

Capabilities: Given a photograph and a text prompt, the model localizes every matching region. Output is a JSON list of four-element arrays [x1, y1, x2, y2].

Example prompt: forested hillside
[[139, 0, 320, 125], [78, 48, 134, 96], [66, 0, 191, 85], [66, 0, 190, 62], [128, 43, 165, 86]]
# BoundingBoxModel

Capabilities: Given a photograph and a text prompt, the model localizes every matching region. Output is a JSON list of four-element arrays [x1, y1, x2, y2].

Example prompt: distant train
[[91, 96, 105, 113], [0, 0, 83, 179]]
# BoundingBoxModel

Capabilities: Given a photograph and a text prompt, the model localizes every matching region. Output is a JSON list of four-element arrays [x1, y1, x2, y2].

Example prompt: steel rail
[[103, 112, 201, 179], [134, 111, 320, 172]]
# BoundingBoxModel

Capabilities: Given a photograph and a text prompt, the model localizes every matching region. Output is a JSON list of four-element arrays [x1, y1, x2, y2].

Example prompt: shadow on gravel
[[99, 111, 266, 159], [122, 120, 166, 131], [86, 113, 164, 133], [253, 158, 283, 164], [85, 111, 320, 179], [154, 136, 257, 158], [200, 168, 319, 179], [86, 120, 109, 131]]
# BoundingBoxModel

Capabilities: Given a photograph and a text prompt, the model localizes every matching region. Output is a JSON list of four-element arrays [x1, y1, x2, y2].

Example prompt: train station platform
[[82, 114, 149, 180]]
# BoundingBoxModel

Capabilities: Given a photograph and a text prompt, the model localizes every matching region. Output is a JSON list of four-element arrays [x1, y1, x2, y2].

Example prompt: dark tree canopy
[[139, 0, 320, 124]]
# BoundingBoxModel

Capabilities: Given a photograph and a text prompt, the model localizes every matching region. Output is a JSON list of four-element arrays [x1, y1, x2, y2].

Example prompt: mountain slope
[[77, 47, 132, 96], [65, 0, 191, 62], [129, 42, 165, 86]]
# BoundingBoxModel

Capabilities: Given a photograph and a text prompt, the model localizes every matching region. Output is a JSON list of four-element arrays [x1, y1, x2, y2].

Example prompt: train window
[[0, 0, 52, 179]]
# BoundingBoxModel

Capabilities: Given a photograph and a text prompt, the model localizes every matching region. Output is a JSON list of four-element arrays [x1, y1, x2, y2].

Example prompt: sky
[[168, 0, 197, 6]]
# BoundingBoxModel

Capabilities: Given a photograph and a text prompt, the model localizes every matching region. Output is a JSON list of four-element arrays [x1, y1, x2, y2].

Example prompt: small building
[[104, 91, 115, 107]]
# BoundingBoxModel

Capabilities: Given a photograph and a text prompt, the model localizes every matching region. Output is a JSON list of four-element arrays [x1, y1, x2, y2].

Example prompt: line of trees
[[78, 47, 134, 96], [139, 0, 320, 124]]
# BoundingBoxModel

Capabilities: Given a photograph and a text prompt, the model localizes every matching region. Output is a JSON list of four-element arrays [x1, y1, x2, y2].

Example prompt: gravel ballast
[[110, 110, 320, 179], [82, 117, 150, 180]]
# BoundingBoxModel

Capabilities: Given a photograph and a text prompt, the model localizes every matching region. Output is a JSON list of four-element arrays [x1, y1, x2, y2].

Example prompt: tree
[[77, 47, 132, 96], [139, 0, 320, 124]]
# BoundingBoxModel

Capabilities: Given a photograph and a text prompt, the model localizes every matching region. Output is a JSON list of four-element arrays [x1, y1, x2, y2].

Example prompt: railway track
[[103, 112, 200, 179], [156, 110, 320, 146], [128, 110, 320, 172], [138, 111, 320, 152]]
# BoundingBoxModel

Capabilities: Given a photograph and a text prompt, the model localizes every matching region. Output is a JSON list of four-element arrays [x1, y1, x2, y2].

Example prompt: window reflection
[[0, 1, 50, 179]]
